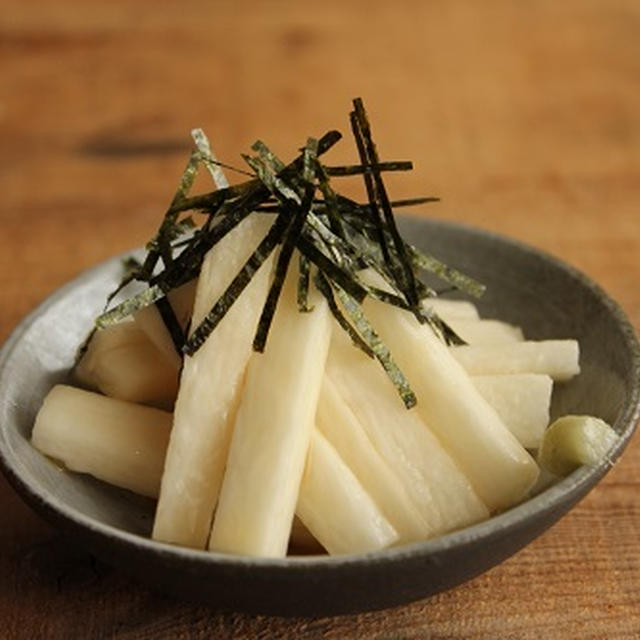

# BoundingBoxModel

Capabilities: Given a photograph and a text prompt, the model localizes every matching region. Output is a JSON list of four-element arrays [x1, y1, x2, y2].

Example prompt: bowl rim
[[1, 215, 639, 573]]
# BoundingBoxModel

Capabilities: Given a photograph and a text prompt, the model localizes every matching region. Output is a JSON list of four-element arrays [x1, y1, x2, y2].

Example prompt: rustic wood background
[[1, 1, 639, 637]]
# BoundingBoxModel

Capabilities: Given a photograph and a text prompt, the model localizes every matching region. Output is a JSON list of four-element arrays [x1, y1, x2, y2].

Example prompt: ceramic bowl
[[1, 216, 639, 616]]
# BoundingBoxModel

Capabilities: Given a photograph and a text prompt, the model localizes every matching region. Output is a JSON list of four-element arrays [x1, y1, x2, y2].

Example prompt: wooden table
[[1, 1, 639, 637]]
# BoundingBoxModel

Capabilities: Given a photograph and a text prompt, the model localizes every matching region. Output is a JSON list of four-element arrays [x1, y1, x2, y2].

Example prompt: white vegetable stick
[[153, 213, 274, 549], [32, 385, 171, 498], [447, 318, 524, 346], [74, 320, 179, 410], [422, 298, 480, 320], [134, 279, 197, 369], [209, 263, 331, 557], [317, 376, 433, 543], [296, 431, 399, 555], [538, 415, 619, 476], [360, 270, 539, 511], [451, 340, 580, 382], [472, 374, 553, 449], [326, 332, 489, 533]]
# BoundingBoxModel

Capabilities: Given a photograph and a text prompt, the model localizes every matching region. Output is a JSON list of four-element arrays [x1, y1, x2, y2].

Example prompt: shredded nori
[[296, 253, 313, 313], [155, 296, 186, 355], [334, 285, 417, 409], [252, 139, 318, 352], [95, 99, 484, 408]]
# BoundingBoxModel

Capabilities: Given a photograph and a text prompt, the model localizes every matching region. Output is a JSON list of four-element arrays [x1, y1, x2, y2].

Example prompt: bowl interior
[[1, 216, 638, 614]]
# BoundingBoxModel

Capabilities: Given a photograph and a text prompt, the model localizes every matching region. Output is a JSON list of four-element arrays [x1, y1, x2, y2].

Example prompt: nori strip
[[168, 181, 260, 217], [324, 161, 413, 176], [314, 272, 374, 358], [351, 98, 421, 312], [315, 162, 348, 240], [96, 283, 166, 328], [254, 195, 439, 214], [305, 213, 409, 310], [167, 129, 340, 218], [183, 212, 289, 356], [142, 149, 202, 277], [334, 285, 417, 409], [191, 128, 230, 188], [297, 253, 313, 312], [348, 109, 391, 264], [296, 235, 367, 303], [407, 244, 486, 298], [252, 139, 318, 352], [155, 296, 186, 356]]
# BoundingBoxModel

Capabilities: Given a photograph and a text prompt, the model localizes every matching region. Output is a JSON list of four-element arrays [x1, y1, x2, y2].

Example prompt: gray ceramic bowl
[[1, 217, 639, 616]]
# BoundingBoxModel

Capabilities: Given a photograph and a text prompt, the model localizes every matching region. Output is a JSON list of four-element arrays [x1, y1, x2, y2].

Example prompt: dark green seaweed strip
[[252, 140, 286, 173], [253, 138, 318, 352], [151, 180, 272, 292], [302, 137, 316, 183], [309, 129, 342, 158], [168, 180, 259, 217], [324, 161, 413, 176], [183, 213, 289, 356], [305, 213, 408, 309], [169, 130, 341, 218], [348, 109, 391, 264], [142, 149, 202, 277], [363, 285, 411, 310], [192, 128, 253, 183], [155, 296, 186, 356], [96, 284, 166, 328], [314, 272, 374, 358], [381, 196, 440, 208], [296, 235, 367, 303], [438, 319, 467, 346], [307, 212, 412, 311], [305, 213, 348, 267], [315, 162, 348, 239], [254, 196, 439, 214], [334, 285, 417, 409], [173, 128, 340, 208], [407, 244, 486, 298], [252, 206, 309, 352], [297, 253, 312, 312], [244, 153, 301, 204], [191, 128, 225, 187], [352, 98, 421, 311]]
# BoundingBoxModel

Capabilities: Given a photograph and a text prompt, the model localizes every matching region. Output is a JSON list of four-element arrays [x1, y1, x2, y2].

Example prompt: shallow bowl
[[1, 216, 639, 616]]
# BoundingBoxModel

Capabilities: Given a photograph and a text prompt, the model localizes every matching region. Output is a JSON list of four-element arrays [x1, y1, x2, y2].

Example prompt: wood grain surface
[[1, 1, 639, 637]]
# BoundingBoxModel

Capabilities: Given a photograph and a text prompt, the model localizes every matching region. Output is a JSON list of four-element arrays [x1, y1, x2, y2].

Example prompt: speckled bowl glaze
[[1, 216, 639, 616]]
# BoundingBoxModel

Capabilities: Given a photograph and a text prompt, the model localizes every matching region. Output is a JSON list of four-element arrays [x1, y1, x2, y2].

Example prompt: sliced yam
[[451, 340, 580, 382], [326, 331, 489, 535], [296, 431, 399, 555], [538, 415, 619, 476], [152, 213, 274, 550], [317, 376, 432, 543], [422, 298, 480, 321], [74, 320, 179, 410], [32, 385, 171, 498], [472, 374, 553, 449], [359, 271, 539, 511], [208, 263, 332, 557], [134, 279, 197, 369], [447, 318, 524, 346]]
